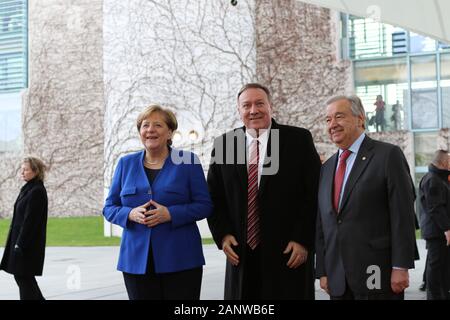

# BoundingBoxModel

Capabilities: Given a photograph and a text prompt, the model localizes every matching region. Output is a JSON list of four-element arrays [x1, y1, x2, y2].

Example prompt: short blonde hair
[[136, 104, 178, 146], [23, 157, 47, 181]]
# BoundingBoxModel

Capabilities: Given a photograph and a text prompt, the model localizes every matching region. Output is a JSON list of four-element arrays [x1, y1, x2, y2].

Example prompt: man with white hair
[[316, 95, 417, 300]]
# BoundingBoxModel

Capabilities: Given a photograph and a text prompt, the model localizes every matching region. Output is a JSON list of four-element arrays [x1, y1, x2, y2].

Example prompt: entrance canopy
[[298, 0, 450, 44]]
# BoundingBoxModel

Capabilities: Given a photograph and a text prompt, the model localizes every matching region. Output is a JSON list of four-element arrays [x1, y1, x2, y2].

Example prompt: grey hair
[[431, 149, 449, 167], [326, 95, 366, 129]]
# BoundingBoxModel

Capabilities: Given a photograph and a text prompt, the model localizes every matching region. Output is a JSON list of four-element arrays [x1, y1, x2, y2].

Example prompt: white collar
[[338, 133, 366, 156], [245, 125, 271, 145]]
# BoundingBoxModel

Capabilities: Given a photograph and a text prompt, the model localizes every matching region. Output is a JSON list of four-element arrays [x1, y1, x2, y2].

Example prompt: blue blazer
[[103, 148, 213, 274]]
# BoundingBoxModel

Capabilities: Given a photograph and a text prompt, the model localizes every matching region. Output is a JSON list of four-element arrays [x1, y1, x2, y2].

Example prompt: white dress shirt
[[246, 127, 270, 187], [335, 133, 366, 209]]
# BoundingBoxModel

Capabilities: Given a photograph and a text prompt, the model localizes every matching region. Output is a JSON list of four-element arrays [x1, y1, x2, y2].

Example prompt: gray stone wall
[[0, 153, 22, 217], [18, 0, 104, 217], [255, 0, 353, 159], [438, 128, 449, 151], [253, 0, 427, 166], [1, 0, 446, 220], [103, 0, 256, 187], [103, 0, 256, 236]]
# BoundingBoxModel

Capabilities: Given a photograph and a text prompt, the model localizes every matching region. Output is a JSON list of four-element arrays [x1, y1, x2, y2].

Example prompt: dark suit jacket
[[207, 119, 321, 299], [0, 179, 48, 276], [418, 164, 450, 240], [315, 136, 416, 296]]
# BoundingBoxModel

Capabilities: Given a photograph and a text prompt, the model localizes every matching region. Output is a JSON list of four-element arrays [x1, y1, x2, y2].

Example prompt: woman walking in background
[[0, 157, 48, 300]]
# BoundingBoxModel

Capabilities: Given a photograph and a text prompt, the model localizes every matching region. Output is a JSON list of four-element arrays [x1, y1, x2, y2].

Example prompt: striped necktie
[[247, 139, 260, 250]]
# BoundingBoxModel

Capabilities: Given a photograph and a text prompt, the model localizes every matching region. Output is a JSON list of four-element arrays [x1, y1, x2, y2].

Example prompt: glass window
[[0, 93, 21, 151], [348, 16, 404, 59], [414, 131, 439, 167], [441, 53, 450, 128], [0, 0, 26, 152], [354, 58, 408, 132], [391, 30, 408, 56], [409, 32, 437, 53], [438, 41, 450, 52], [410, 55, 439, 129], [0, 0, 28, 93]]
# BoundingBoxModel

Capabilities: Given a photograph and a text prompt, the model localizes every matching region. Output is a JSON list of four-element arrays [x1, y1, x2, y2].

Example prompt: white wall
[[103, 0, 256, 237]]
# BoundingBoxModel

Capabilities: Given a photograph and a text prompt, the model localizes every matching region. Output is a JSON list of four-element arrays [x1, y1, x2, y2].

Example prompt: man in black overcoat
[[207, 83, 321, 299]]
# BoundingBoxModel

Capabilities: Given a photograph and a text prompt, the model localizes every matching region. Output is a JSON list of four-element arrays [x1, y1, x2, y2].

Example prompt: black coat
[[418, 164, 450, 240], [316, 136, 417, 296], [207, 120, 321, 299], [0, 179, 48, 276]]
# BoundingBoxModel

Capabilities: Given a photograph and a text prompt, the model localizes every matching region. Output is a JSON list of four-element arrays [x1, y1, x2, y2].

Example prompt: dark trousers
[[331, 280, 404, 300], [123, 245, 202, 300], [14, 275, 45, 300], [242, 245, 262, 300], [425, 239, 450, 300], [422, 253, 428, 283]]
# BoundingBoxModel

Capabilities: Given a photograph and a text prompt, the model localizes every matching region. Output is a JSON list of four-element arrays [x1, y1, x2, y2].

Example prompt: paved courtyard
[[0, 241, 427, 300]]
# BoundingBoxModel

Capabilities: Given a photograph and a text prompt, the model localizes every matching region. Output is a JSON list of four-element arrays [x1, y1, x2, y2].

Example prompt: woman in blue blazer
[[103, 105, 213, 300]]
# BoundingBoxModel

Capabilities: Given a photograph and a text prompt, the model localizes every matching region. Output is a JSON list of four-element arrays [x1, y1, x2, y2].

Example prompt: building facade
[[0, 1, 448, 237], [0, 0, 104, 217], [343, 14, 450, 184]]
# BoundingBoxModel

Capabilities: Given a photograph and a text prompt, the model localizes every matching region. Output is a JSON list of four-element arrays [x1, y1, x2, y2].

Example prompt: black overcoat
[[0, 179, 48, 276], [207, 120, 321, 299]]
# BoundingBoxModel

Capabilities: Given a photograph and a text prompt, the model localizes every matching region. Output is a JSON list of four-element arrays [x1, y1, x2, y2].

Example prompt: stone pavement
[[0, 241, 427, 300]]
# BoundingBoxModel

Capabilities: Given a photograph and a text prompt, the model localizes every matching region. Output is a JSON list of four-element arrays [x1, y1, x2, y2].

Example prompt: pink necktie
[[247, 139, 260, 250], [333, 150, 352, 212]]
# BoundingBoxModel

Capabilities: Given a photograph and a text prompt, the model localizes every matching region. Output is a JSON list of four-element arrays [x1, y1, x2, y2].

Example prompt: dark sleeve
[[386, 146, 417, 269], [407, 167, 420, 229], [424, 178, 450, 232], [315, 202, 326, 278], [206, 139, 234, 250], [16, 187, 47, 250], [290, 130, 321, 250]]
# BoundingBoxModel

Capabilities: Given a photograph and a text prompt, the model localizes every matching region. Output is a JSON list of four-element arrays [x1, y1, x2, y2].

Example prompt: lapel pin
[[362, 157, 367, 161]]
